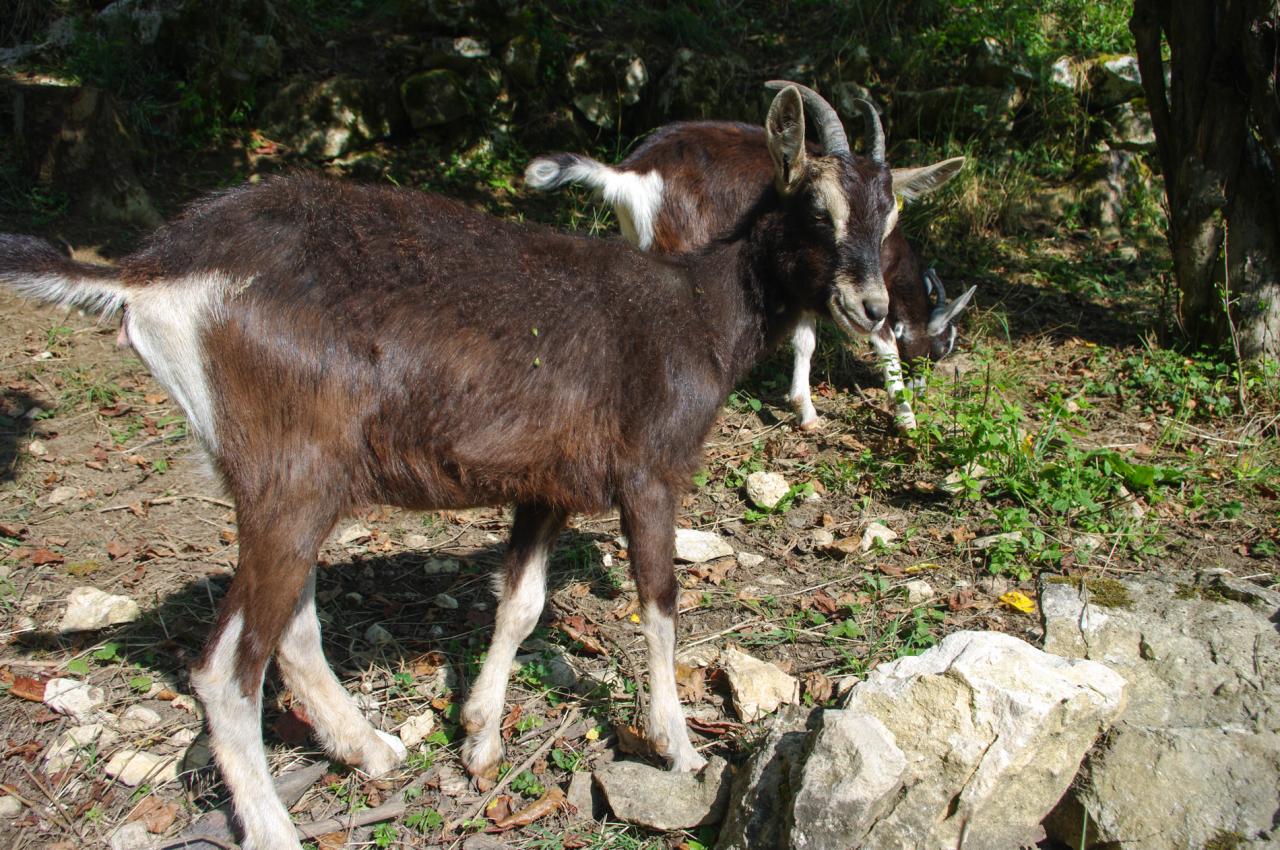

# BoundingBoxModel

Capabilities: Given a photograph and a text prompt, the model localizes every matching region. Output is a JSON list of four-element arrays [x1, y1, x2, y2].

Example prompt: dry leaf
[[30, 548, 63, 566], [129, 796, 179, 833], [492, 786, 566, 830], [10, 675, 48, 702], [949, 526, 975, 545], [105, 540, 131, 561], [614, 724, 657, 757], [809, 591, 839, 615], [689, 559, 734, 585], [675, 663, 706, 703], [999, 590, 1037, 616], [316, 831, 348, 850], [66, 561, 100, 577], [803, 671, 834, 704], [485, 794, 514, 824], [947, 588, 977, 611]]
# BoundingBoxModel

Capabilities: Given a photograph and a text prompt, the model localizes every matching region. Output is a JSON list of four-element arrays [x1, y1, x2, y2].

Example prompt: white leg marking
[[126, 273, 251, 452], [460, 547, 550, 778], [872, 332, 916, 430], [276, 574, 405, 775], [190, 613, 300, 850], [789, 316, 819, 429], [642, 602, 705, 772]]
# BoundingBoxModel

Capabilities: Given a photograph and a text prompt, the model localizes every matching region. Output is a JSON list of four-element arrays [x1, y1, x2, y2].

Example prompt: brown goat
[[0, 87, 893, 850], [527, 84, 974, 429]]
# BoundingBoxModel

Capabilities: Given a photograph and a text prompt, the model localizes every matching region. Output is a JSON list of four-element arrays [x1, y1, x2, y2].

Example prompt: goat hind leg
[[460, 503, 567, 780], [276, 571, 406, 775]]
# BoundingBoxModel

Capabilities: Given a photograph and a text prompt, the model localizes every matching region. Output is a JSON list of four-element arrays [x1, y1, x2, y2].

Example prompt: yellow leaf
[[629, 613, 641, 624], [1000, 590, 1037, 616], [905, 562, 940, 574], [584, 726, 601, 741]]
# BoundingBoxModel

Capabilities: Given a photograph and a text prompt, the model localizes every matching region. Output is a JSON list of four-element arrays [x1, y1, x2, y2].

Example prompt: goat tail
[[524, 153, 617, 193], [0, 234, 130, 316]]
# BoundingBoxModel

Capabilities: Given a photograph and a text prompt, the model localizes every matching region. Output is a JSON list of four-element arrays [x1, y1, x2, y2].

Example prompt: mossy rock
[[400, 68, 473, 130], [1044, 575, 1133, 609]]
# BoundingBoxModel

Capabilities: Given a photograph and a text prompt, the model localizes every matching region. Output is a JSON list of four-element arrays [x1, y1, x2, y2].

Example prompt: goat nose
[[863, 298, 888, 323]]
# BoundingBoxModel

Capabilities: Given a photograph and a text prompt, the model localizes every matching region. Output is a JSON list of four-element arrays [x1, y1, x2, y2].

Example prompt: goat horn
[[925, 268, 947, 305], [764, 80, 850, 157], [855, 98, 886, 162]]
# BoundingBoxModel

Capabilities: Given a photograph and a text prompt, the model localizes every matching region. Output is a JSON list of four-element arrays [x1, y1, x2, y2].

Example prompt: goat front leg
[[277, 571, 406, 774], [460, 503, 567, 781], [871, 329, 916, 430], [789, 315, 820, 430], [621, 477, 706, 772]]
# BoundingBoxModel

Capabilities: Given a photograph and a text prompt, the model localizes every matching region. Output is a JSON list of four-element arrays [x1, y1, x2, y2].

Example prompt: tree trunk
[[1131, 0, 1280, 358]]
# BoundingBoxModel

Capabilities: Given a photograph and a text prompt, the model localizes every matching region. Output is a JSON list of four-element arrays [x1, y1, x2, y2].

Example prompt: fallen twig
[[293, 766, 438, 840]]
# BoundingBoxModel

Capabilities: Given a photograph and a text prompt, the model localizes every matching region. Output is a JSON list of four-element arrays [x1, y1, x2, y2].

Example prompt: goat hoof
[[797, 417, 821, 432], [460, 733, 502, 782], [359, 731, 407, 776], [669, 749, 708, 773]]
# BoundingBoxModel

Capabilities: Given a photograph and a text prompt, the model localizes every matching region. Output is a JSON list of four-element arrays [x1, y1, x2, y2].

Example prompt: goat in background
[[527, 81, 976, 430], [1, 86, 897, 850]]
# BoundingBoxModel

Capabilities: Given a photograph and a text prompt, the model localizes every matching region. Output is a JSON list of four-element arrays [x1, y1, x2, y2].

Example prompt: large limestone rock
[[1041, 573, 1280, 849], [719, 631, 1126, 849], [260, 76, 404, 160], [594, 756, 731, 830]]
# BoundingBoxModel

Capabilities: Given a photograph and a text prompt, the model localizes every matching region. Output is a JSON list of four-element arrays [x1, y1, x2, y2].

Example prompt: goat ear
[[892, 156, 966, 203], [766, 86, 808, 194], [927, 285, 976, 336]]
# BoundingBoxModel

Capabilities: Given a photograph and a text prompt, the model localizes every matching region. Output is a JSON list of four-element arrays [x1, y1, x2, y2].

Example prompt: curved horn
[[855, 97, 886, 162], [764, 80, 850, 157], [925, 268, 947, 305]]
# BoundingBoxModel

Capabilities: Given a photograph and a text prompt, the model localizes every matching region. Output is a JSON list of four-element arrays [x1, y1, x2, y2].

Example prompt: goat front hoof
[[460, 732, 502, 782], [358, 731, 407, 777], [796, 416, 821, 432], [668, 748, 708, 773]]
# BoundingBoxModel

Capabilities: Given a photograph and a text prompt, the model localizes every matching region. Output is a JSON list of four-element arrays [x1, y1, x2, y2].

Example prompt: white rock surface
[[903, 579, 933, 605], [44, 723, 119, 773], [745, 471, 791, 510], [118, 705, 163, 732], [337, 524, 371, 545], [0, 795, 22, 818], [674, 528, 734, 563], [59, 586, 141, 632], [403, 533, 431, 549], [423, 557, 460, 575], [104, 749, 179, 786], [594, 756, 732, 830], [364, 623, 395, 645], [433, 592, 459, 609], [721, 647, 800, 722], [1041, 574, 1280, 850], [736, 551, 766, 569], [859, 522, 897, 552], [46, 485, 80, 505], [44, 677, 106, 720], [109, 820, 152, 850], [398, 711, 437, 748]]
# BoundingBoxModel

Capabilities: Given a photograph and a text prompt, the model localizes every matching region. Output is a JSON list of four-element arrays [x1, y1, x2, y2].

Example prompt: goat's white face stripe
[[190, 613, 298, 848], [811, 165, 850, 241], [125, 273, 249, 453]]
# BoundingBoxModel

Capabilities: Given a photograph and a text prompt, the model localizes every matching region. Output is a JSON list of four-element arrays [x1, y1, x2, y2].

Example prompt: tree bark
[[1131, 0, 1280, 358]]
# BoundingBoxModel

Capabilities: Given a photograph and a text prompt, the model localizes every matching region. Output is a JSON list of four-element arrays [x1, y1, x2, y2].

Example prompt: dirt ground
[[0, 192, 1275, 848]]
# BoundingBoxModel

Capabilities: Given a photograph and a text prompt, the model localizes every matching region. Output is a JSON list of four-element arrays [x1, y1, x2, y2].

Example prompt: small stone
[[810, 528, 835, 550], [104, 749, 179, 787], [594, 756, 732, 830], [46, 485, 80, 505], [566, 770, 596, 819], [745, 471, 791, 510], [398, 711, 437, 748], [171, 695, 202, 718], [423, 557, 461, 575], [860, 522, 898, 552], [674, 528, 735, 563], [721, 647, 800, 722], [109, 821, 152, 850], [970, 531, 1023, 550], [44, 723, 118, 773], [403, 533, 431, 549], [736, 551, 765, 569], [44, 678, 106, 720], [27, 439, 47, 457], [364, 624, 395, 646], [180, 732, 213, 771], [904, 579, 934, 605], [338, 524, 371, 546], [433, 592, 459, 609], [941, 461, 989, 494], [515, 648, 578, 689], [59, 586, 141, 632], [0, 795, 22, 818], [437, 763, 471, 797], [118, 705, 163, 732], [168, 727, 198, 748]]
